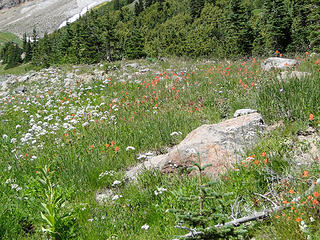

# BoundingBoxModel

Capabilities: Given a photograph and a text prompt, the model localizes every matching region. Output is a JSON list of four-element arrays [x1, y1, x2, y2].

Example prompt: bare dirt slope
[[0, 0, 108, 37]]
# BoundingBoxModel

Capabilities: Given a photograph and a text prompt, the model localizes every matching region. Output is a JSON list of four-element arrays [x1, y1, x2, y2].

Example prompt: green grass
[[0, 56, 319, 239], [0, 31, 22, 47]]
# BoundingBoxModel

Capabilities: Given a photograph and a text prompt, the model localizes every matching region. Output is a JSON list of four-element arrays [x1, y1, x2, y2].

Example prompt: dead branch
[[175, 177, 320, 239]]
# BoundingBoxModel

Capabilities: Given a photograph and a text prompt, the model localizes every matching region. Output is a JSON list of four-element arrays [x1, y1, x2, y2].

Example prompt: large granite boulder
[[262, 57, 299, 71], [126, 111, 265, 180]]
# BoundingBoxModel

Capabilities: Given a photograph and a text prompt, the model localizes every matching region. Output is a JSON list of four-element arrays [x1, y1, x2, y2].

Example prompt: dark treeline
[[1, 0, 320, 68]]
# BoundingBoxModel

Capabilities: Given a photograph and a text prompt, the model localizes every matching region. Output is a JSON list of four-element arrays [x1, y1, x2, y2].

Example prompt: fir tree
[[190, 0, 205, 19], [308, 0, 320, 52]]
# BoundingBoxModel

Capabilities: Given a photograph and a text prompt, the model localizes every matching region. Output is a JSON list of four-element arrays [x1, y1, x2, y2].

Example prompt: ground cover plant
[[0, 54, 320, 239]]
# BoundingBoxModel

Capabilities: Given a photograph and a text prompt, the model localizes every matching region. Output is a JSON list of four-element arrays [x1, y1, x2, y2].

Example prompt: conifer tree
[[223, 0, 252, 56], [287, 0, 310, 52], [190, 0, 205, 19], [260, 0, 291, 53], [308, 0, 320, 52]]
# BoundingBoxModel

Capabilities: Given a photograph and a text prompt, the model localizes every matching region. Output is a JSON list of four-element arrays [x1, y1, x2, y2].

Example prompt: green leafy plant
[[37, 165, 69, 239]]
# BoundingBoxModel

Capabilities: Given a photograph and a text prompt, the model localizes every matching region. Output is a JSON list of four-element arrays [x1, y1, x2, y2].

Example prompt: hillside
[[0, 55, 320, 239], [0, 0, 320, 239], [1, 0, 317, 69], [0, 0, 111, 37], [0, 0, 33, 9]]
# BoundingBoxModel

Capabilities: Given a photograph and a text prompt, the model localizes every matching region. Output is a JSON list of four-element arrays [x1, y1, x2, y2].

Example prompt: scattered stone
[[126, 63, 139, 68], [14, 86, 27, 93], [262, 57, 299, 71], [292, 128, 320, 165], [233, 109, 257, 118], [95, 189, 114, 204], [17, 75, 29, 83], [278, 71, 311, 80]]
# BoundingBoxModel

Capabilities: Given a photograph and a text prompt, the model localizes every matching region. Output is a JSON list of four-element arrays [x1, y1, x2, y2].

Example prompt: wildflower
[[154, 187, 167, 196], [296, 217, 302, 222], [264, 158, 268, 164], [313, 192, 320, 198], [141, 224, 150, 230], [288, 189, 295, 194], [114, 146, 119, 152], [275, 215, 280, 219], [312, 199, 319, 205], [254, 160, 259, 165], [309, 114, 314, 121], [303, 171, 309, 177], [307, 195, 313, 200], [261, 152, 266, 157]]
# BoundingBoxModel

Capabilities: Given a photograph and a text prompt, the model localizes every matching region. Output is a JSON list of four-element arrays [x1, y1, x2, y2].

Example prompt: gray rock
[[18, 75, 29, 83], [95, 189, 113, 204], [262, 57, 299, 71], [125, 113, 266, 180], [278, 71, 311, 80], [126, 63, 139, 68], [233, 109, 257, 118], [14, 86, 27, 93]]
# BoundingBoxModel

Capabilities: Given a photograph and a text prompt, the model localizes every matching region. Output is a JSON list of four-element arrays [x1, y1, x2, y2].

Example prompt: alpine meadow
[[0, 0, 320, 239]]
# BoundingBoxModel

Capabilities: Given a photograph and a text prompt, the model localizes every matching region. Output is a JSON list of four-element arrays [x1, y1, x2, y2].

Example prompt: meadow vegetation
[[0, 54, 319, 239]]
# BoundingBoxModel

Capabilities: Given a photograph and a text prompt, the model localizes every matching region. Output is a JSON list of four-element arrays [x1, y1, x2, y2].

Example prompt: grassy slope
[[0, 56, 319, 239], [0, 31, 22, 47]]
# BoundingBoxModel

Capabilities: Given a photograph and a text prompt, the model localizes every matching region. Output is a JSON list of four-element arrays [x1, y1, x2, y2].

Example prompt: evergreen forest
[[1, 0, 320, 68]]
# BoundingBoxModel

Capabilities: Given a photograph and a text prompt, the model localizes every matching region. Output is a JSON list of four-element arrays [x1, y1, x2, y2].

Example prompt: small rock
[[95, 189, 113, 203], [14, 86, 27, 93], [278, 71, 311, 80], [18, 75, 29, 83], [233, 109, 257, 118], [126, 63, 139, 68], [262, 57, 299, 71]]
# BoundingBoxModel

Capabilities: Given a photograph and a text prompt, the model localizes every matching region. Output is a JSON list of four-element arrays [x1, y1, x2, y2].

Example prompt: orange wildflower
[[303, 170, 309, 177], [288, 189, 295, 194], [314, 192, 320, 198], [307, 195, 313, 200], [115, 146, 119, 152], [313, 199, 319, 205], [275, 215, 280, 219], [296, 217, 302, 222], [261, 152, 266, 157], [264, 158, 269, 164], [309, 114, 314, 121], [254, 160, 259, 165]]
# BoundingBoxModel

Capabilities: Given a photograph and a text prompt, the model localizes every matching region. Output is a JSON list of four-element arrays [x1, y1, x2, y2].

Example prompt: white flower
[[154, 187, 167, 196], [141, 224, 150, 230], [10, 138, 17, 143], [126, 146, 135, 151], [31, 156, 37, 161], [16, 125, 21, 129], [82, 122, 89, 127], [2, 134, 8, 139]]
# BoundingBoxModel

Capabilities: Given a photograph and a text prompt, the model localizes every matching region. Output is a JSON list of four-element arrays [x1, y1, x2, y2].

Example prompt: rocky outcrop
[[0, 0, 32, 10], [262, 57, 299, 71], [126, 110, 265, 180]]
